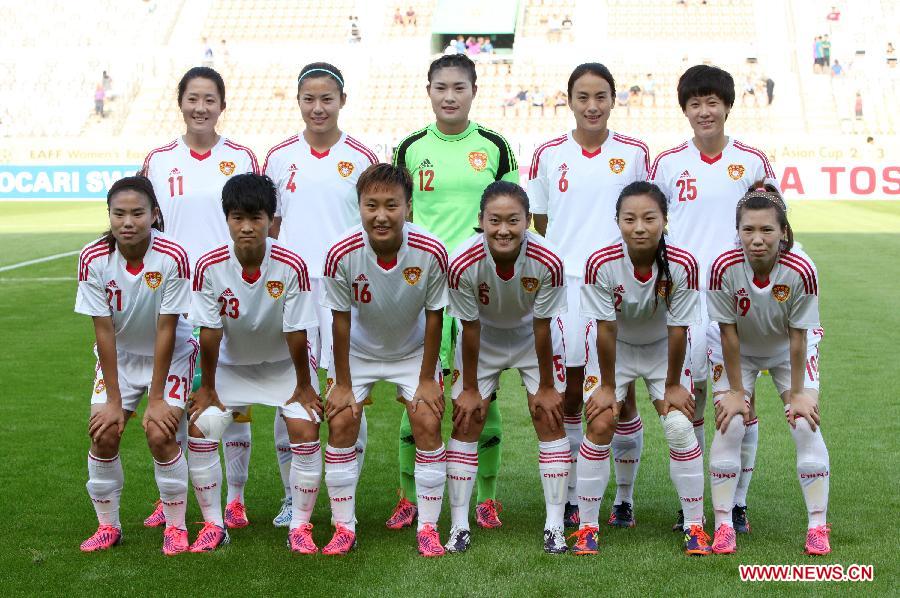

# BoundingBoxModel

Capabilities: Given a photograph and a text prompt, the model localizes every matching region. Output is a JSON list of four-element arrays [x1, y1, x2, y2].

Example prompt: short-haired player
[[528, 63, 651, 528], [320, 163, 449, 557], [706, 184, 830, 556], [650, 64, 778, 532], [76, 176, 197, 555], [187, 173, 320, 552], [141, 66, 260, 529], [263, 61, 377, 527], [578, 182, 709, 556], [445, 181, 569, 554]]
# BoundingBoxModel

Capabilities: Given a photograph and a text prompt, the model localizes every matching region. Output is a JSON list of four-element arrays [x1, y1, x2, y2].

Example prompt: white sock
[[289, 441, 321, 529], [709, 414, 744, 529], [538, 437, 570, 530], [274, 417, 292, 500], [223, 420, 251, 504], [415, 445, 447, 530], [576, 438, 610, 529], [693, 386, 707, 451], [324, 445, 358, 532], [446, 438, 478, 531], [563, 414, 583, 504], [787, 406, 830, 528], [86, 452, 123, 528], [662, 411, 704, 527], [734, 417, 758, 507], [188, 438, 224, 527], [611, 416, 643, 506], [356, 409, 368, 476], [154, 448, 188, 530]]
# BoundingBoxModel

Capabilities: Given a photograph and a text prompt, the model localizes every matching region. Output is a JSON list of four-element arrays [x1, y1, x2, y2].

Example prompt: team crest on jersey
[[727, 164, 745, 180], [266, 280, 285, 299], [772, 284, 791, 303], [656, 280, 672, 298], [324, 377, 335, 395], [521, 277, 540, 293], [144, 271, 162, 290], [609, 158, 626, 174], [452, 369, 460, 386], [94, 378, 106, 394], [713, 364, 723, 382], [583, 375, 598, 393], [468, 151, 488, 172], [403, 267, 422, 285], [219, 161, 236, 176], [337, 161, 354, 178]]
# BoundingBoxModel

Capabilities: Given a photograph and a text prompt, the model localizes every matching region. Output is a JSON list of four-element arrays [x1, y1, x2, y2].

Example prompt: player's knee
[[91, 425, 122, 455], [585, 411, 615, 444], [191, 408, 232, 442], [145, 425, 173, 453], [662, 411, 695, 450], [326, 410, 359, 447]]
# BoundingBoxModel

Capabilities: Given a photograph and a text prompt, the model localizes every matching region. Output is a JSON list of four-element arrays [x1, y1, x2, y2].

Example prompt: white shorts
[[707, 327, 822, 398], [310, 278, 328, 370], [562, 273, 588, 367], [90, 337, 198, 412], [451, 317, 567, 399], [327, 351, 442, 404], [215, 353, 319, 422], [584, 324, 692, 402]]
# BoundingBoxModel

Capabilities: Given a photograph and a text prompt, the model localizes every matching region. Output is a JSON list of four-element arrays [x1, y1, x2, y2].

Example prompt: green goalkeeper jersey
[[393, 121, 519, 252]]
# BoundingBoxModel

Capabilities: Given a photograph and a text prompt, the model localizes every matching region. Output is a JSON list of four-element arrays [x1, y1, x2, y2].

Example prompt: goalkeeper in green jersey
[[388, 54, 519, 530]]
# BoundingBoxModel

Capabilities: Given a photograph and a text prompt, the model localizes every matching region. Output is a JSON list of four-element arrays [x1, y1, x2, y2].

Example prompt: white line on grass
[[0, 277, 75, 282], [0, 250, 80, 272]]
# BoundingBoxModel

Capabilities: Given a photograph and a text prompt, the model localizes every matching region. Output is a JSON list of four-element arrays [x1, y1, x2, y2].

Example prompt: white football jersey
[[707, 247, 819, 358], [448, 231, 566, 329], [581, 241, 700, 345], [527, 130, 650, 272], [191, 239, 317, 366], [650, 137, 777, 287], [321, 223, 449, 360], [142, 136, 259, 266], [263, 132, 378, 276], [75, 230, 194, 356]]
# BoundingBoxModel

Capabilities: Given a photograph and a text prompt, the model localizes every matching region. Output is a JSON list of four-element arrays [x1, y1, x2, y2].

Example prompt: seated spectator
[[501, 85, 518, 116], [561, 14, 573, 29], [405, 6, 417, 26], [466, 37, 481, 56], [455, 35, 466, 53], [831, 59, 843, 77], [643, 73, 656, 106], [616, 88, 630, 107], [553, 90, 567, 115], [394, 7, 404, 25], [530, 88, 545, 116], [887, 42, 897, 67], [826, 5, 840, 21], [482, 38, 494, 54]]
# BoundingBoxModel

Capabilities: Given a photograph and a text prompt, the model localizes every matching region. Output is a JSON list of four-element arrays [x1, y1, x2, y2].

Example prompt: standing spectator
[[643, 73, 656, 106], [481, 37, 494, 54], [201, 37, 214, 67], [455, 35, 466, 53], [826, 5, 840, 21], [886, 43, 896, 68], [854, 92, 863, 120], [102, 70, 112, 92], [466, 37, 481, 56], [394, 7, 404, 25], [830, 59, 843, 77], [821, 35, 832, 67], [94, 84, 105, 118], [742, 75, 756, 106], [765, 76, 775, 105], [405, 6, 417, 26], [348, 16, 361, 43]]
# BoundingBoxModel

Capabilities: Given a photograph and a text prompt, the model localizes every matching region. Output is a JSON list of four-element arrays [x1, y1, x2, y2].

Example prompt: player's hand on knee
[[325, 384, 357, 421], [89, 402, 125, 442], [452, 388, 484, 435], [714, 389, 749, 432], [585, 385, 617, 424], [189, 386, 224, 426], [142, 399, 180, 438], [663, 383, 695, 420], [787, 390, 820, 431], [531, 385, 564, 431], [286, 382, 324, 420], [412, 378, 444, 420]]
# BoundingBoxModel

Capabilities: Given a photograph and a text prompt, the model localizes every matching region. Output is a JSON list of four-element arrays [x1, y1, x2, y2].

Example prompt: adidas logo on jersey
[[169, 167, 181, 176], [221, 288, 235, 298], [614, 284, 625, 293], [355, 274, 368, 282], [418, 159, 434, 169], [558, 162, 569, 172], [106, 280, 118, 289], [736, 288, 748, 297], [288, 163, 298, 172], [679, 170, 691, 178]]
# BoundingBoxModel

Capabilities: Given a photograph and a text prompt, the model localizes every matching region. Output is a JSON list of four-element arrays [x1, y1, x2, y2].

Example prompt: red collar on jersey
[[242, 269, 262, 284], [376, 256, 397, 271], [125, 261, 144, 276], [581, 146, 602, 158], [495, 263, 515, 281], [189, 148, 212, 161], [633, 268, 652, 283], [699, 151, 723, 165], [310, 147, 330, 159], [752, 275, 770, 288]]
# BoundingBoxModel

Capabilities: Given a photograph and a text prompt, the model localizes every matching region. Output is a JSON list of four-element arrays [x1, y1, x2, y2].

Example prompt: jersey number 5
[[418, 169, 435, 192], [218, 297, 239, 318], [675, 178, 697, 202]]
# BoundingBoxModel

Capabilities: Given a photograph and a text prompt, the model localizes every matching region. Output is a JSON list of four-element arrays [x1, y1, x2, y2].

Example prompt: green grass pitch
[[0, 201, 897, 596]]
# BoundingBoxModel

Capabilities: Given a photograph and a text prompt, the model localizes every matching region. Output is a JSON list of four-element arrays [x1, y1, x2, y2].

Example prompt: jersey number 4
[[675, 178, 697, 202], [286, 171, 297, 193], [218, 297, 240, 318]]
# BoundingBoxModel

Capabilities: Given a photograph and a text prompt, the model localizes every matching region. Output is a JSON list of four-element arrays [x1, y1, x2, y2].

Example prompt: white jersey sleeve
[[448, 267, 480, 322], [157, 237, 192, 315], [191, 247, 228, 329], [270, 245, 317, 332], [706, 249, 740, 325], [664, 245, 700, 328], [525, 136, 557, 215], [581, 245, 620, 322], [423, 248, 449, 312], [783, 252, 820, 330], [75, 239, 113, 317], [533, 254, 567, 320], [321, 234, 358, 313]]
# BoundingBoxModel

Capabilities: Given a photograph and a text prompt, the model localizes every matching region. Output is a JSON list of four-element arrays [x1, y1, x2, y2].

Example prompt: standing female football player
[[263, 61, 376, 526], [706, 184, 830, 555], [320, 163, 449, 557], [76, 176, 197, 555], [141, 66, 259, 530], [577, 181, 709, 556], [390, 54, 520, 531], [444, 181, 569, 554], [527, 63, 651, 528]]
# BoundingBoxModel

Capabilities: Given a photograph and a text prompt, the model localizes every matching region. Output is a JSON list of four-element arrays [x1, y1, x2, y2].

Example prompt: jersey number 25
[[675, 178, 697, 202]]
